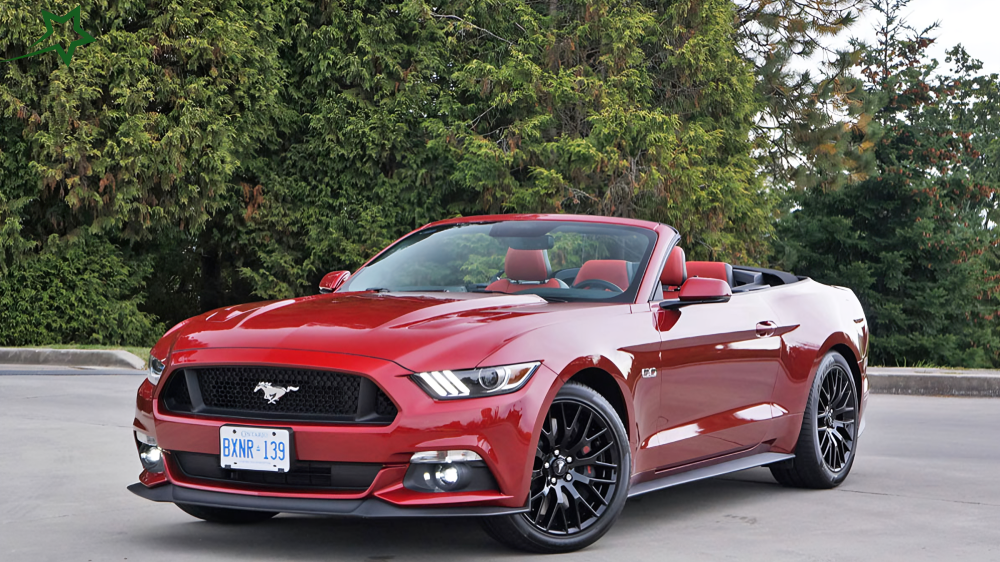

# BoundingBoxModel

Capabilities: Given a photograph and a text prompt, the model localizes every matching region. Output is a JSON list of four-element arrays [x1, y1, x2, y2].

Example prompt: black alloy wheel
[[481, 382, 631, 553], [816, 362, 858, 472], [770, 351, 860, 489], [526, 397, 621, 534]]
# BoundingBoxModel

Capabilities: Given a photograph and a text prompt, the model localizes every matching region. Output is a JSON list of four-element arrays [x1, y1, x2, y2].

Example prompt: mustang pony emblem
[[254, 382, 299, 404]]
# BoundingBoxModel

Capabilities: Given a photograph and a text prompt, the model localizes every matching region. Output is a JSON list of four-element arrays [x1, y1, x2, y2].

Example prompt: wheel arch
[[828, 343, 864, 403], [791, 333, 866, 423], [566, 367, 631, 441]]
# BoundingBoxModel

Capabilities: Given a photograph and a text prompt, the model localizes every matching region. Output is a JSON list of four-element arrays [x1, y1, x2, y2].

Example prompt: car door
[[645, 292, 782, 470], [621, 303, 672, 475]]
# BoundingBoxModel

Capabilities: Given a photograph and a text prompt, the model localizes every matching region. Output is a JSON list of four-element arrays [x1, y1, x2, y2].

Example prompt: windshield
[[340, 221, 657, 302]]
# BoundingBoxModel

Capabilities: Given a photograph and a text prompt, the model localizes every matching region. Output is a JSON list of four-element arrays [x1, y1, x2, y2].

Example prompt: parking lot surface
[[2, 375, 998, 561]]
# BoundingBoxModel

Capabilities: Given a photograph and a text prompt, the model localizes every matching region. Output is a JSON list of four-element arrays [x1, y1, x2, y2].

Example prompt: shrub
[[0, 235, 162, 347]]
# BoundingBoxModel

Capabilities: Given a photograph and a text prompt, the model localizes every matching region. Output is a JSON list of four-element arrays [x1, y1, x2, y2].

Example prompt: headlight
[[410, 362, 540, 400], [148, 355, 166, 385]]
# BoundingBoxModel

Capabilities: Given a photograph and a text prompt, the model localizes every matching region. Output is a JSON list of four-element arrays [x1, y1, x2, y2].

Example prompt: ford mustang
[[129, 214, 868, 553]]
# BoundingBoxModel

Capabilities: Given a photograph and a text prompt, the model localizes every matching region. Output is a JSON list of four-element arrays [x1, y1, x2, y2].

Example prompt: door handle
[[756, 321, 777, 338]]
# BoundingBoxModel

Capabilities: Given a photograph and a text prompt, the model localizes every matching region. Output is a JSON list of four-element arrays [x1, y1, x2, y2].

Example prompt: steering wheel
[[573, 278, 624, 292]]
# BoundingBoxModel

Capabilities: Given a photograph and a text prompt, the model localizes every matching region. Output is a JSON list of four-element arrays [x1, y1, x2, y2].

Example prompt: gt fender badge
[[641, 368, 657, 378], [254, 382, 299, 404]]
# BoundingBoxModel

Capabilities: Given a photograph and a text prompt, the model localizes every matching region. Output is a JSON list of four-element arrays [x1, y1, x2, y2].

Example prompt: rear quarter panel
[[758, 279, 868, 449]]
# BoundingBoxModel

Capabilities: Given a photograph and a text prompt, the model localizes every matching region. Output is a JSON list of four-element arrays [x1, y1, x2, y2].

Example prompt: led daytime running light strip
[[412, 362, 539, 400], [417, 370, 471, 398]]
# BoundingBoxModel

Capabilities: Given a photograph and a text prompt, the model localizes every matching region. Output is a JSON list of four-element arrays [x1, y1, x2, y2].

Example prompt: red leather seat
[[573, 260, 630, 291], [661, 247, 687, 294], [486, 249, 565, 293], [686, 261, 734, 287]]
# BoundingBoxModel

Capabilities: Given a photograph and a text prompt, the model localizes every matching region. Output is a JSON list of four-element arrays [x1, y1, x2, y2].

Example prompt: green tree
[[776, 0, 1000, 367], [0, 234, 162, 346], [441, 0, 773, 262], [0, 0, 286, 245], [229, 0, 475, 299], [734, 0, 878, 195], [3, 0, 781, 338], [0, 0, 288, 338], [236, 0, 777, 300]]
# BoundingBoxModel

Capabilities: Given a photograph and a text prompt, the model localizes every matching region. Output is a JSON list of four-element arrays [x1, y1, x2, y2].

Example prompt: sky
[[843, 0, 1000, 74]]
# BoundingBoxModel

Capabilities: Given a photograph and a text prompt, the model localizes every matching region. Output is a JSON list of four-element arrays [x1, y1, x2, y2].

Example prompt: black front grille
[[161, 366, 397, 424], [375, 388, 397, 417], [172, 451, 381, 491], [166, 373, 192, 409], [199, 366, 362, 416]]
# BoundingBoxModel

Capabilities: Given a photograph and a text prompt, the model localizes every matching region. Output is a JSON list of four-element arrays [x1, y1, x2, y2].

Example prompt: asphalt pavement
[[2, 374, 998, 561]]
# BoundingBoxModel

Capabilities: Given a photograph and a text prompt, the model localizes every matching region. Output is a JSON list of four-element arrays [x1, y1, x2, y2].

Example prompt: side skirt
[[627, 452, 794, 498]]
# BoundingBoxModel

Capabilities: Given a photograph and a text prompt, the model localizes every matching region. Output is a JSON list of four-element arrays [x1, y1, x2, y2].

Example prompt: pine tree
[[776, 0, 1000, 367], [734, 0, 877, 194]]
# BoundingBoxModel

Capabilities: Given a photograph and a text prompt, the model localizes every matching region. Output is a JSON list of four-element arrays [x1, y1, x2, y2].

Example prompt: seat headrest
[[686, 261, 734, 287], [505, 249, 552, 282], [661, 246, 687, 287], [574, 260, 631, 290]]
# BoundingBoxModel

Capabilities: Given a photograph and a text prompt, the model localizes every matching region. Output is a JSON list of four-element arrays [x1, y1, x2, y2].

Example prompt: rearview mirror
[[319, 271, 351, 294], [659, 277, 732, 309], [501, 235, 556, 251]]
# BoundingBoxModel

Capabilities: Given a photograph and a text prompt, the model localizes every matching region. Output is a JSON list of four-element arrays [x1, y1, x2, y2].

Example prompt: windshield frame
[[339, 219, 660, 304]]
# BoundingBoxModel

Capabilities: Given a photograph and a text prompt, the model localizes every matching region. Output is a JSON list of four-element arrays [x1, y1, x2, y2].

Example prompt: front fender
[[476, 308, 647, 493]]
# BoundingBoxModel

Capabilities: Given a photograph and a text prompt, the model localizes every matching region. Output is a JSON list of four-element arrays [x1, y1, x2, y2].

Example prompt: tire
[[481, 382, 631, 553], [770, 351, 860, 489], [176, 503, 278, 524]]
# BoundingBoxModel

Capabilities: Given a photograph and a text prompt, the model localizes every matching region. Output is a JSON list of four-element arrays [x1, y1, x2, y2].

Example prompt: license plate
[[219, 425, 291, 472]]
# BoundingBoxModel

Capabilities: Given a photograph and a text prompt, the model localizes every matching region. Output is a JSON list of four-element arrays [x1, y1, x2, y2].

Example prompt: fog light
[[434, 464, 464, 489], [138, 443, 164, 473], [140, 445, 163, 467], [404, 449, 498, 493], [404, 463, 498, 493], [135, 432, 164, 473], [416, 463, 468, 492]]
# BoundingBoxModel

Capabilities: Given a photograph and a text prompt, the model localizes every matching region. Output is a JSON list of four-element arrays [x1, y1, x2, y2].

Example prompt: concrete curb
[[0, 347, 145, 370], [868, 367, 1000, 398], [0, 365, 145, 376]]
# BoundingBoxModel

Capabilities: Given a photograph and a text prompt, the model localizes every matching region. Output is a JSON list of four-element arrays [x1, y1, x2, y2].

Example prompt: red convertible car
[[129, 214, 868, 553]]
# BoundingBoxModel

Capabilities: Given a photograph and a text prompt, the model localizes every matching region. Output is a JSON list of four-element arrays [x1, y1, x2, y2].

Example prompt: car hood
[[169, 292, 577, 373]]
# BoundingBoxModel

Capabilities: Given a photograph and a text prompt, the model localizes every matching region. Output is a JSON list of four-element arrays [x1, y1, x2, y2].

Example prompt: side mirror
[[659, 277, 732, 310], [319, 271, 351, 294]]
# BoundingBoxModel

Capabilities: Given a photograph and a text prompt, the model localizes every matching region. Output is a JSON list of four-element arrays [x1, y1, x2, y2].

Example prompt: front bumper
[[127, 482, 527, 517], [132, 347, 556, 510]]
